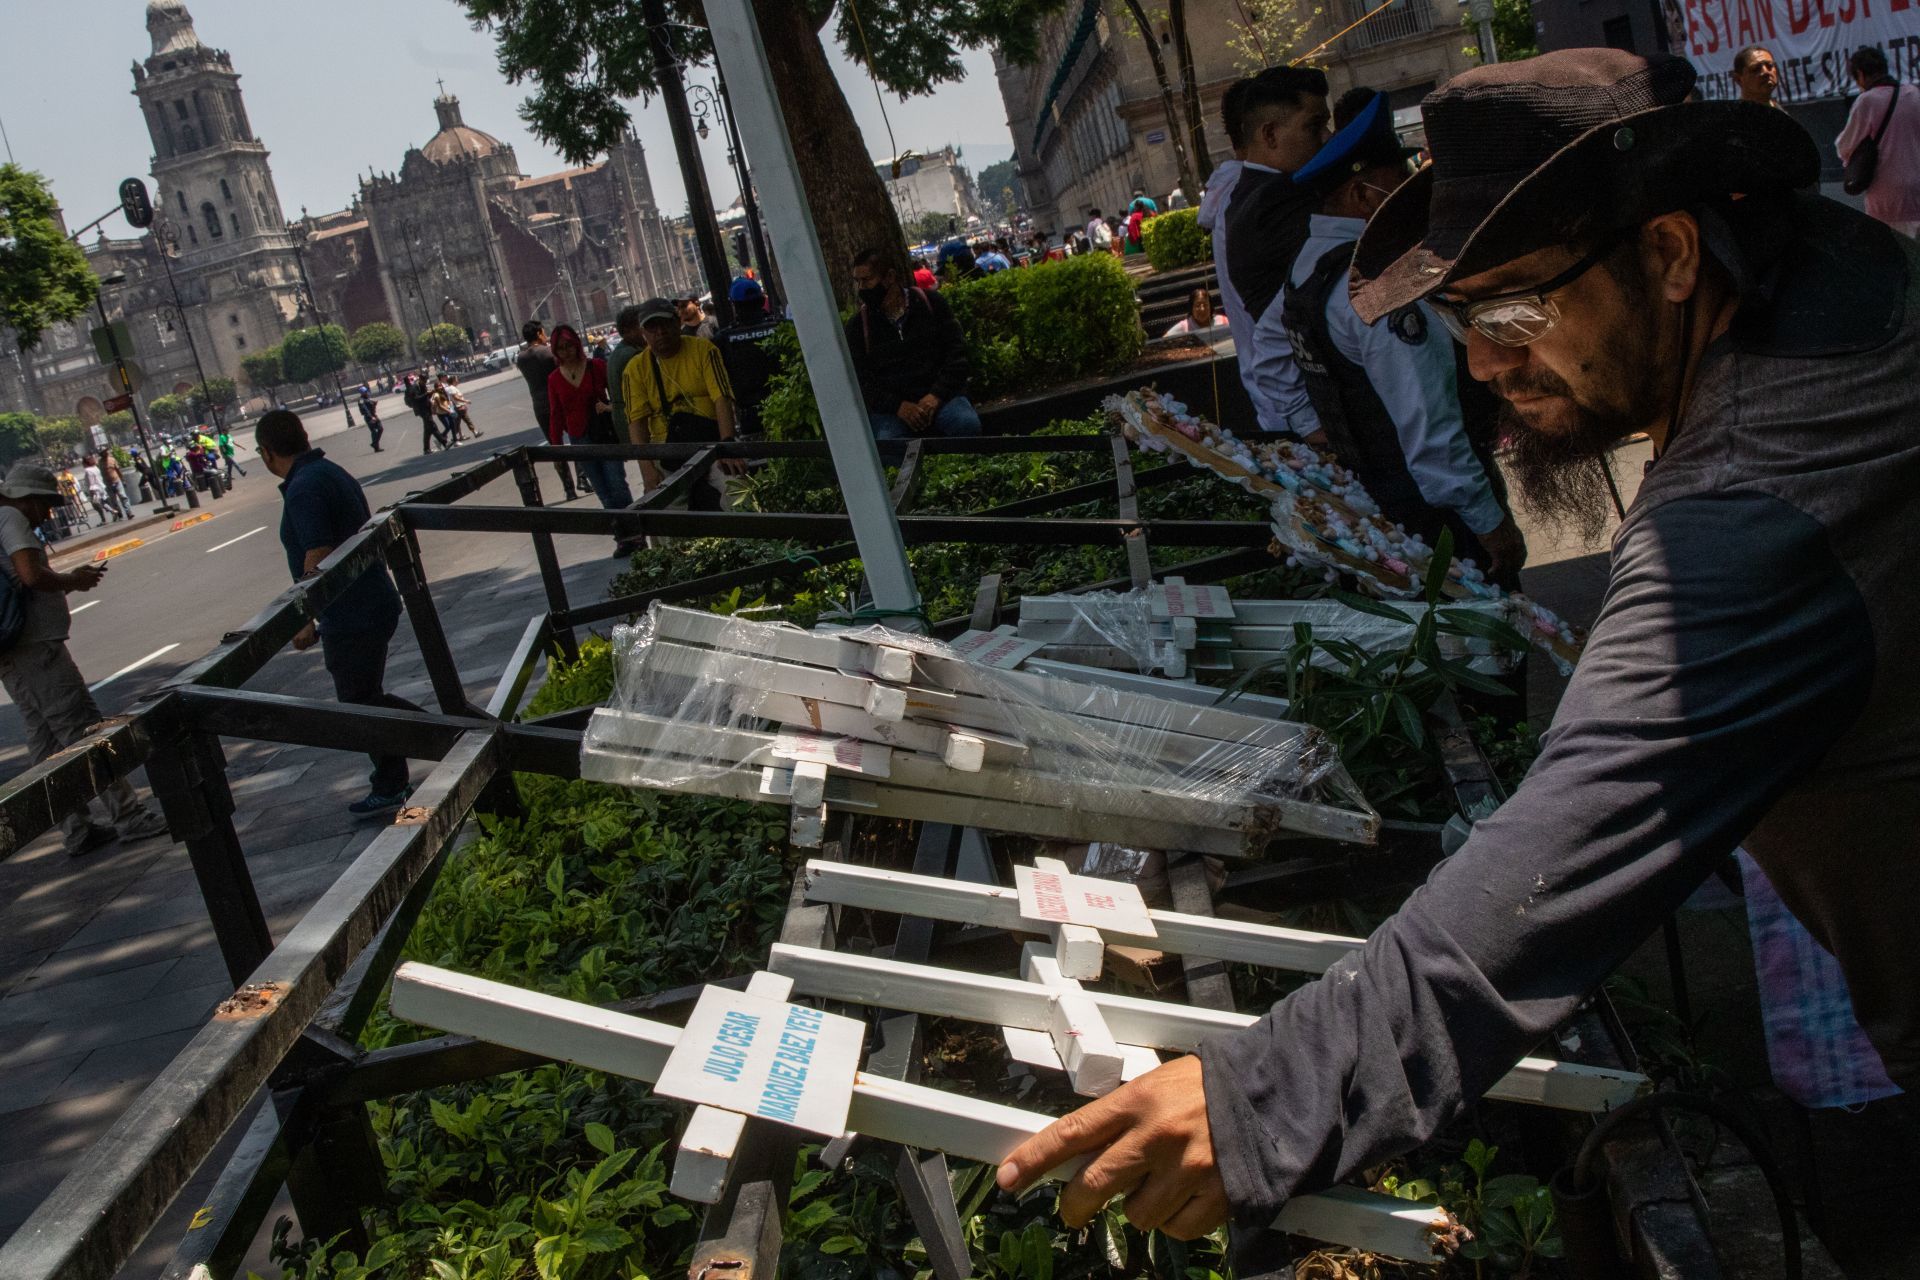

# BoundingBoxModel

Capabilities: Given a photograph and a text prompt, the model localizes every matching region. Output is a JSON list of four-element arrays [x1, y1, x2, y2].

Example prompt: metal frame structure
[[0, 433, 1720, 1280]]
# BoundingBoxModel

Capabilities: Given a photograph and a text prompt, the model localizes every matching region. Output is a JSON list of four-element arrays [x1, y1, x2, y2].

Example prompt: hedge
[[1141, 207, 1211, 272]]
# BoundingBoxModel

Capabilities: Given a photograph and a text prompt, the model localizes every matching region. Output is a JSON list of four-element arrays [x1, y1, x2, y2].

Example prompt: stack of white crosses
[[387, 851, 1649, 1263], [579, 604, 1380, 854]]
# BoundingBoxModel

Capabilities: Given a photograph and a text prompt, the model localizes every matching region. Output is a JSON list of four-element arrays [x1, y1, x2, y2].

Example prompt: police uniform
[[1279, 95, 1513, 569]]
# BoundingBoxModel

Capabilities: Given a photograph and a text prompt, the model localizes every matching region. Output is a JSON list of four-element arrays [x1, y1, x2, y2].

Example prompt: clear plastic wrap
[[1012, 589, 1184, 675], [581, 603, 1378, 852]]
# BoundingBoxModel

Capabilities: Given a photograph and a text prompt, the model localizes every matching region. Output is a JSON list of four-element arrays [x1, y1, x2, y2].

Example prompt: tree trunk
[[1167, 0, 1213, 180], [1121, 0, 1199, 201], [753, 0, 905, 306]]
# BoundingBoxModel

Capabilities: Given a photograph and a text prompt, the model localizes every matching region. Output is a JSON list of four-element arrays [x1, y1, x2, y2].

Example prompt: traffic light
[[731, 229, 750, 271], [119, 177, 155, 230]]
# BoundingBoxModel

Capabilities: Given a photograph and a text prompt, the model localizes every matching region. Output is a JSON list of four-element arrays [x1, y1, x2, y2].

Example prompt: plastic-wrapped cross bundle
[[581, 604, 1379, 855]]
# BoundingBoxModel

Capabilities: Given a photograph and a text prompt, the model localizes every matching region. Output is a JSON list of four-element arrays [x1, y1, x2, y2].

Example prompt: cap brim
[[1349, 100, 1818, 324]]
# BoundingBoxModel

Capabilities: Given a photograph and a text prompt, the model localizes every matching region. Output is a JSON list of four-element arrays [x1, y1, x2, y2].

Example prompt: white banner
[[1670, 0, 1920, 102]]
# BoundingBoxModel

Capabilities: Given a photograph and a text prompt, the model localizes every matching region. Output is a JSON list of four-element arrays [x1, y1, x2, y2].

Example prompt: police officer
[[1281, 91, 1526, 580], [714, 276, 782, 439]]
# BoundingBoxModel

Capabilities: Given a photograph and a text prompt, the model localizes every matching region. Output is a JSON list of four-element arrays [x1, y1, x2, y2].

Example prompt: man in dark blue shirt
[[256, 409, 420, 814]]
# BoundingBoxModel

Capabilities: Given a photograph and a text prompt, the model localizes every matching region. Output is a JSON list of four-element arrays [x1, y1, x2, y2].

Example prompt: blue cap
[[1293, 92, 1418, 193], [728, 276, 764, 302]]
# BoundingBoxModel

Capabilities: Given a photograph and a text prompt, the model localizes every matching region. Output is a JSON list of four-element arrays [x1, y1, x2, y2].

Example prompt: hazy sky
[[0, 0, 1017, 240]]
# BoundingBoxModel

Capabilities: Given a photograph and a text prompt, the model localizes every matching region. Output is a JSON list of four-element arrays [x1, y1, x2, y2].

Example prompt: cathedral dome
[[422, 93, 505, 164], [147, 0, 201, 57]]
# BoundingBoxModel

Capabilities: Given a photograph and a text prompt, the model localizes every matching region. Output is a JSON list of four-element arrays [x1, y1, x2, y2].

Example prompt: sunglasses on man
[[1430, 230, 1628, 347]]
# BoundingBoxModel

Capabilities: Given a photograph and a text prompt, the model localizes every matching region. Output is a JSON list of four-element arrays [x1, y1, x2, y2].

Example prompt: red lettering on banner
[[1817, 0, 1835, 27], [1720, 0, 1736, 49], [1894, 0, 1910, 14], [1789, 0, 1813, 33], [1757, 0, 1778, 37], [1735, 0, 1754, 42]]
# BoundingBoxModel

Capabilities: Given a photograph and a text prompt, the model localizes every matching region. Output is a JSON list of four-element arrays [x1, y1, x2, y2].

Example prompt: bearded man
[[995, 48, 1920, 1263]]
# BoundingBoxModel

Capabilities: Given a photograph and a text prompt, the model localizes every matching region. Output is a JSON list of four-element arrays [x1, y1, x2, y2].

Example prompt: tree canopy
[[281, 324, 350, 383], [975, 158, 1020, 219], [0, 412, 42, 469], [148, 393, 191, 430], [191, 377, 238, 414], [350, 321, 408, 367], [417, 323, 471, 360], [240, 347, 286, 393], [0, 164, 99, 351]]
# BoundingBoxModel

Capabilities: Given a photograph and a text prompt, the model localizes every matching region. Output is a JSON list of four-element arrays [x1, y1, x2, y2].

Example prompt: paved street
[[0, 367, 648, 1271]]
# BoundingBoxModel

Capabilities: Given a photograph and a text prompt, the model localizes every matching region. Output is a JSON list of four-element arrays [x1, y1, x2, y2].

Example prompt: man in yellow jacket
[[620, 296, 744, 510]]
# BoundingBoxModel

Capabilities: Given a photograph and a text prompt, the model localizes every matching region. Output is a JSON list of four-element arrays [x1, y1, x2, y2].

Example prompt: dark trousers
[[415, 409, 450, 452], [321, 622, 422, 795], [363, 410, 384, 450]]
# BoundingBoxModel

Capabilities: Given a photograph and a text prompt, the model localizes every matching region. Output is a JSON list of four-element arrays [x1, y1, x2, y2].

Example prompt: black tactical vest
[[1281, 240, 1508, 559]]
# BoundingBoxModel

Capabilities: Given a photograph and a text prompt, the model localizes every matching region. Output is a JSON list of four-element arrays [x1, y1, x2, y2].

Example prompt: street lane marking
[[171, 512, 216, 531], [72, 601, 99, 614], [206, 525, 267, 553], [93, 539, 145, 561], [89, 643, 180, 692]]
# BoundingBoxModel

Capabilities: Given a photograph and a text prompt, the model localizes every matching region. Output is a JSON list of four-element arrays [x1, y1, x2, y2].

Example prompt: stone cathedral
[[1, 0, 698, 420]]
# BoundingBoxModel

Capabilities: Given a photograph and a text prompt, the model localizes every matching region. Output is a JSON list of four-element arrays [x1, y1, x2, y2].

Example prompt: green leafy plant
[[1384, 1138, 1562, 1276], [350, 321, 409, 367], [0, 163, 98, 349], [280, 324, 351, 383], [418, 322, 471, 361], [1140, 208, 1211, 272]]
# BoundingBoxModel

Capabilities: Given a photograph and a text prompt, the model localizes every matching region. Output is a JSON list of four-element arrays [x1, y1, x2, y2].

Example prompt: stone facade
[[995, 3, 1480, 236], [879, 146, 984, 230], [4, 0, 698, 421]]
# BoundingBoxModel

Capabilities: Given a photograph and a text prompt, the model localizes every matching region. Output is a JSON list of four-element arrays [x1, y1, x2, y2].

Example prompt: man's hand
[[995, 1055, 1229, 1239], [639, 460, 665, 491], [716, 455, 750, 477], [896, 399, 929, 432], [1478, 515, 1528, 579], [292, 621, 319, 652], [67, 564, 107, 593], [916, 393, 943, 428]]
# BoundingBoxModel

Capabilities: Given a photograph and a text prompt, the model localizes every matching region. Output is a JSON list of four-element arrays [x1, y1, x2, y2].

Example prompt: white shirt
[[1162, 314, 1231, 337], [83, 465, 106, 495], [1206, 160, 1319, 436], [1287, 214, 1502, 534]]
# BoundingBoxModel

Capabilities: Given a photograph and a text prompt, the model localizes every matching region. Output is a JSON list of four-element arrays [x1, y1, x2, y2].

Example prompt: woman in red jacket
[[545, 325, 638, 554]]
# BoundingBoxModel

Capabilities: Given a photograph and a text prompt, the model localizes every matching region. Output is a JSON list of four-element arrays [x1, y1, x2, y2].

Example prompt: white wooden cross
[[387, 962, 1461, 1263]]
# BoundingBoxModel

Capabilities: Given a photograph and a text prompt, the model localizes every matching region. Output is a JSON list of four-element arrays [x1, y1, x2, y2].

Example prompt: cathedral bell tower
[[130, 0, 304, 379]]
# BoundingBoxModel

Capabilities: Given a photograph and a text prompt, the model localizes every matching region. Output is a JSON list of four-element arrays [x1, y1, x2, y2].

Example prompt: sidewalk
[[0, 524, 626, 1275]]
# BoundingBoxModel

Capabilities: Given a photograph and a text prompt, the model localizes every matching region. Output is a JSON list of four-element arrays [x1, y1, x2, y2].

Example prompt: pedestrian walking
[[428, 379, 461, 445], [515, 321, 586, 500], [81, 455, 123, 522], [545, 324, 639, 556], [255, 410, 423, 815], [622, 299, 746, 513], [0, 463, 171, 856], [129, 449, 156, 503], [216, 428, 247, 482], [357, 385, 385, 452], [1837, 45, 1920, 238], [101, 451, 133, 513], [444, 375, 482, 439], [403, 374, 451, 453], [997, 49, 1920, 1253]]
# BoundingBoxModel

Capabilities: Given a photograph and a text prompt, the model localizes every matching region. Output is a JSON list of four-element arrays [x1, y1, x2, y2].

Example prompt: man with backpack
[[845, 249, 982, 440], [1838, 44, 1920, 237], [0, 463, 170, 856]]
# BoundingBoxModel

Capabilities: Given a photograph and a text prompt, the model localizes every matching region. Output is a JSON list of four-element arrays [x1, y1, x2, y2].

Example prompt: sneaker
[[66, 823, 119, 858], [116, 809, 172, 842], [348, 785, 413, 816]]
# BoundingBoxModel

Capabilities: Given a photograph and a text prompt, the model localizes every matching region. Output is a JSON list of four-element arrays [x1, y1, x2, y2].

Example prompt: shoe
[[562, 488, 579, 502], [348, 785, 413, 816], [66, 823, 119, 857], [116, 809, 171, 842], [613, 537, 645, 558]]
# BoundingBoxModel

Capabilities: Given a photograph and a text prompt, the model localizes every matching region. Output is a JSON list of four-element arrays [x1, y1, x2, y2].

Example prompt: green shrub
[[1141, 207, 1211, 272], [945, 253, 1143, 401]]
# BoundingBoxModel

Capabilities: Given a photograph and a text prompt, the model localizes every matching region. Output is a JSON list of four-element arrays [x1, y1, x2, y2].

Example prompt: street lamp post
[[148, 219, 222, 434], [93, 273, 175, 512], [289, 233, 356, 432], [689, 74, 774, 305], [398, 217, 433, 355]]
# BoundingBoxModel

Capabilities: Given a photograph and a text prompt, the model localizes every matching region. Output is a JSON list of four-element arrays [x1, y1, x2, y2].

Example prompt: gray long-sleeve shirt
[[1199, 195, 1920, 1230]]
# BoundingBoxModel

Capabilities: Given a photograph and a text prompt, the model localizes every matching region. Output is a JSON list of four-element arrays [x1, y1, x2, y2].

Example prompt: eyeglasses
[[1431, 232, 1627, 347]]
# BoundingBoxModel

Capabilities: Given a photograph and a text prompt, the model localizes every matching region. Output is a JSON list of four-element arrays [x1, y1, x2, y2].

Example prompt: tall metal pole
[[91, 290, 168, 511], [704, 0, 919, 621], [290, 239, 355, 432], [715, 72, 775, 304], [149, 222, 221, 433], [642, 0, 733, 326]]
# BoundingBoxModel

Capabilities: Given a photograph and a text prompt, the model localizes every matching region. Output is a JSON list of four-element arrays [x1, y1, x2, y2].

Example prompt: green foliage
[[756, 324, 823, 442], [417, 322, 471, 361], [1384, 1138, 1562, 1275], [523, 636, 616, 719], [350, 320, 408, 367], [239, 346, 285, 394], [0, 412, 42, 468], [976, 158, 1021, 218], [1140, 207, 1211, 272], [943, 253, 1144, 401], [191, 376, 238, 412], [1463, 0, 1540, 61], [147, 393, 190, 431], [280, 324, 350, 382], [0, 163, 98, 350], [905, 210, 959, 246], [1223, 533, 1531, 820], [35, 416, 81, 454]]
